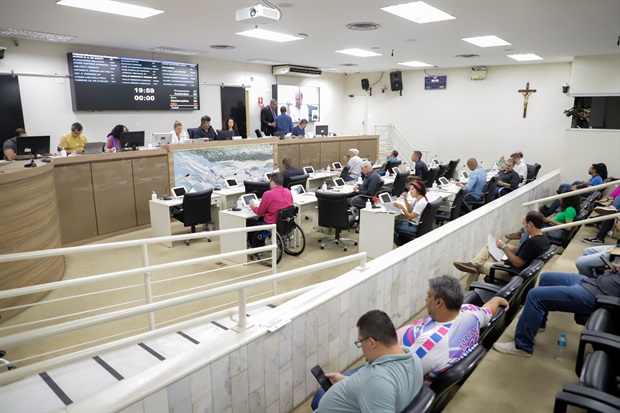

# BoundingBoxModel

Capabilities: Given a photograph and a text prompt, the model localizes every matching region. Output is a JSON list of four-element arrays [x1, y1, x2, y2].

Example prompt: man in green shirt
[[315, 310, 423, 413]]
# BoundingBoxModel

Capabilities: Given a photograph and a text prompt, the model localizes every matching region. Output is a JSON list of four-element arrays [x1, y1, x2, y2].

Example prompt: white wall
[[571, 54, 620, 96], [0, 39, 345, 148], [343, 63, 574, 173]]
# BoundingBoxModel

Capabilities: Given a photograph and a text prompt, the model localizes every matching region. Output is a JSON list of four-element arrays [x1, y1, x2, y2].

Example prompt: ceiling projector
[[236, 4, 280, 24]]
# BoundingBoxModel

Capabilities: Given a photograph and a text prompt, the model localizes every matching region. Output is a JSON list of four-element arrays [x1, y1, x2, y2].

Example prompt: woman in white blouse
[[170, 120, 188, 144]]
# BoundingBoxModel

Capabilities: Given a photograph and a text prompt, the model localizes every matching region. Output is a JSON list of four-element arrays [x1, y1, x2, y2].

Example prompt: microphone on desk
[[163, 173, 190, 200]]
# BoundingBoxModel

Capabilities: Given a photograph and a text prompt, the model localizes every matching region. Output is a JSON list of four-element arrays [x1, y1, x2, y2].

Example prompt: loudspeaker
[[390, 71, 402, 91], [361, 78, 369, 91]]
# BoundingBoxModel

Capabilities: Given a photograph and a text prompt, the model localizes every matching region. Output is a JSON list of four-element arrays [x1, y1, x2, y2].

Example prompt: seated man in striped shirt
[[397, 276, 508, 382]]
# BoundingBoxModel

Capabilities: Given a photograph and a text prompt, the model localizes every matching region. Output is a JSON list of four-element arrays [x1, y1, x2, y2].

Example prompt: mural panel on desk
[[172, 144, 275, 190]]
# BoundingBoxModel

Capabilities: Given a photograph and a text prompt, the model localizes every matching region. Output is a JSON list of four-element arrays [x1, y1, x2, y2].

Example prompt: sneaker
[[539, 205, 551, 217], [493, 341, 532, 357], [582, 237, 604, 244], [453, 261, 480, 274], [504, 231, 522, 240], [594, 206, 619, 216]]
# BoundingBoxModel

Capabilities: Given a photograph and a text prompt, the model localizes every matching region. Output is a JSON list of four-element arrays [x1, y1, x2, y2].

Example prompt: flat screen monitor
[[425, 75, 447, 90], [332, 161, 342, 170], [217, 130, 234, 141], [303, 166, 315, 174], [378, 193, 392, 204], [438, 177, 450, 186], [271, 84, 320, 122], [152, 132, 169, 147], [332, 177, 345, 187], [315, 125, 328, 136], [241, 193, 258, 206], [16, 136, 50, 156], [290, 184, 306, 195], [121, 131, 145, 149], [171, 186, 187, 198], [225, 178, 240, 188]]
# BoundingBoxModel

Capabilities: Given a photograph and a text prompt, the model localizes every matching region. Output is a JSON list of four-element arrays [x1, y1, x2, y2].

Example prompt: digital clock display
[[68, 52, 200, 111]]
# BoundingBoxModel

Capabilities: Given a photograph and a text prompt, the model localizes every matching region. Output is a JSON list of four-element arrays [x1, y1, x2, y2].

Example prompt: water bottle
[[365, 199, 372, 209], [151, 191, 157, 200], [326, 165, 331, 172], [555, 333, 567, 363]]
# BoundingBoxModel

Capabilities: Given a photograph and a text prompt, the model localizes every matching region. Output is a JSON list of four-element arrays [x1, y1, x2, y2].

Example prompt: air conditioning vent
[[272, 65, 322, 77]]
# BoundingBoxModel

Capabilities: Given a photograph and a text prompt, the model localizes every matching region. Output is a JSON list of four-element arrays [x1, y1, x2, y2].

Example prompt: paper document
[[488, 234, 507, 261]]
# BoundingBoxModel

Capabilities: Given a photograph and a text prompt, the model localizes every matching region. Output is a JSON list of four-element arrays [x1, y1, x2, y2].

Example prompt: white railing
[[0, 226, 366, 380], [374, 124, 432, 165], [522, 179, 619, 206]]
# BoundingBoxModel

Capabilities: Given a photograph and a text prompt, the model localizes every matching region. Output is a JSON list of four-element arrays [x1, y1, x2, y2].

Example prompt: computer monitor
[[152, 132, 170, 147], [121, 131, 145, 150], [16, 136, 51, 156], [216, 130, 234, 141], [315, 125, 329, 136]]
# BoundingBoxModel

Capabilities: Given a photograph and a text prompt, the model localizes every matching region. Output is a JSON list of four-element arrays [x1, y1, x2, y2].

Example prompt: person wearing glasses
[[396, 276, 508, 381], [313, 310, 423, 413]]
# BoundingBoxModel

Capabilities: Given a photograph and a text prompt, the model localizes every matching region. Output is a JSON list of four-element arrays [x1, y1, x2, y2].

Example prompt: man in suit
[[260, 99, 278, 136]]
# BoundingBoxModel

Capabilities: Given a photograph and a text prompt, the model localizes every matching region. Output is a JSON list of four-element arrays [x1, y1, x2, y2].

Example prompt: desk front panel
[[132, 156, 169, 226], [92, 159, 137, 234], [299, 142, 321, 169]]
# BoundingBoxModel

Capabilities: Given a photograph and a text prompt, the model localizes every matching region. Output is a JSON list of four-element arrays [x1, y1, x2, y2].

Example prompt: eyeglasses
[[354, 337, 371, 348]]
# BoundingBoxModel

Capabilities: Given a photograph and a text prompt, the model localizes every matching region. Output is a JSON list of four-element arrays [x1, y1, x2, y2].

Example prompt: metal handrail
[[541, 212, 619, 232], [522, 180, 619, 207]]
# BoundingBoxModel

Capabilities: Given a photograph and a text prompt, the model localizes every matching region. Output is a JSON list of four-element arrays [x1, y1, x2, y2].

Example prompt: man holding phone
[[313, 310, 423, 413]]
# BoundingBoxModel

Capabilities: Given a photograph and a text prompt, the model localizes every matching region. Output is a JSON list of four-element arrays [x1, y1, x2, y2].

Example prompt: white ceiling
[[1, 0, 619, 73]]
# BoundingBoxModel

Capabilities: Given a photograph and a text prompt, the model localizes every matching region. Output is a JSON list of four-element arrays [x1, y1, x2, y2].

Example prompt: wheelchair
[[250, 206, 305, 266]]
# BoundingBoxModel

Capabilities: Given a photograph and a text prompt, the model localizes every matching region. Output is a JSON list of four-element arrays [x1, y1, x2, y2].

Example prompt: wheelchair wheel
[[282, 222, 305, 256], [250, 230, 283, 265]]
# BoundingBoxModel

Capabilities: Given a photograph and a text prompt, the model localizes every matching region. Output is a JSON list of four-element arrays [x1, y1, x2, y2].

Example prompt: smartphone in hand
[[310, 365, 332, 392]]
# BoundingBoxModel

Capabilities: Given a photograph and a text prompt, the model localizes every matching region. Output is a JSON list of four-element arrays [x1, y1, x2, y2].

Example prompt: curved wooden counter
[[0, 161, 64, 322]]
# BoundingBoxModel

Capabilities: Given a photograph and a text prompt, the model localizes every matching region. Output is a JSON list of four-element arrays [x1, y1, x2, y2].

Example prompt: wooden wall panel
[[92, 159, 136, 234], [132, 156, 169, 226]]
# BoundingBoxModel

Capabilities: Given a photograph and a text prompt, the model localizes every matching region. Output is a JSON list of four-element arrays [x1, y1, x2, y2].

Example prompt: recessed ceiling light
[[335, 48, 382, 57], [398, 60, 433, 67], [381, 1, 455, 24], [236, 28, 303, 43], [151, 46, 209, 56], [507, 53, 543, 61], [462, 35, 511, 48], [339, 63, 359, 67], [346, 22, 381, 31], [210, 45, 236, 50], [56, 0, 164, 19], [0, 27, 76, 42]]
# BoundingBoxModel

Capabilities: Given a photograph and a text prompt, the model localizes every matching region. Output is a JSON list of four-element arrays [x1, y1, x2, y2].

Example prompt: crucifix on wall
[[518, 82, 537, 118]]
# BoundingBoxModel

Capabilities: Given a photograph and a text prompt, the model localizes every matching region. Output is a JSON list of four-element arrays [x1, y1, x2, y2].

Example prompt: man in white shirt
[[341, 148, 363, 182], [511, 152, 528, 183]]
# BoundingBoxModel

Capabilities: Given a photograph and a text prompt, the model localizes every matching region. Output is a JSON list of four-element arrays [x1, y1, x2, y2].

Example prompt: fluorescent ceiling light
[[236, 28, 303, 43], [462, 35, 511, 48], [56, 0, 164, 19], [151, 46, 209, 56], [335, 48, 382, 57], [0, 27, 76, 42], [398, 60, 433, 67], [507, 53, 543, 61], [381, 1, 455, 24]]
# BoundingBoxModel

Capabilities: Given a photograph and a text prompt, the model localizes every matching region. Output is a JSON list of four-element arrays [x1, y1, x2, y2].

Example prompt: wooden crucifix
[[518, 82, 537, 118]]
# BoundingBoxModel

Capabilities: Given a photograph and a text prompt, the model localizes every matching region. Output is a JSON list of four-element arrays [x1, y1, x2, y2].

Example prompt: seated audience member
[[576, 238, 620, 278], [59, 122, 88, 154], [274, 106, 294, 133], [393, 181, 428, 246], [291, 119, 307, 138], [397, 276, 509, 380], [223, 118, 239, 135], [3, 128, 28, 160], [337, 148, 363, 182], [494, 158, 521, 197], [105, 124, 127, 152], [511, 152, 528, 182], [408, 150, 428, 181], [170, 120, 189, 144], [378, 150, 399, 176], [247, 172, 293, 243], [457, 157, 486, 214], [192, 115, 218, 140], [281, 157, 305, 186], [453, 211, 550, 284], [583, 187, 620, 244], [493, 267, 620, 357], [349, 161, 382, 212], [314, 310, 423, 413], [541, 163, 607, 216], [505, 194, 580, 244]]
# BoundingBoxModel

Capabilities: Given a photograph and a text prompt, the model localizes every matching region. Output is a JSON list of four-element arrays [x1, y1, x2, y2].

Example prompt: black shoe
[[582, 237, 603, 244], [539, 205, 550, 217]]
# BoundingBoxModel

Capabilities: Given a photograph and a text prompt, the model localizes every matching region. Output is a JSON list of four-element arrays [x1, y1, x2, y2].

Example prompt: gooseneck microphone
[[163, 173, 190, 200]]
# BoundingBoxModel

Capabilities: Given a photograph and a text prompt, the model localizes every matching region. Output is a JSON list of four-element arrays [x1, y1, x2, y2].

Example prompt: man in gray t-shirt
[[315, 310, 423, 413]]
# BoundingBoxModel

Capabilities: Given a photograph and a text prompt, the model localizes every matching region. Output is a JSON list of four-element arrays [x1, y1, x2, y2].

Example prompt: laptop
[[171, 186, 187, 198], [378, 192, 402, 214], [224, 178, 240, 188], [84, 142, 104, 154], [303, 166, 315, 174], [332, 162, 342, 170], [240, 193, 258, 207]]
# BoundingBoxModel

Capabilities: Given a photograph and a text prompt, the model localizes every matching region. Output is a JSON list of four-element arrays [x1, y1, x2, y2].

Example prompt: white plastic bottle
[[365, 199, 372, 209], [555, 333, 567, 362], [326, 165, 331, 172], [321, 182, 327, 191], [151, 191, 157, 200]]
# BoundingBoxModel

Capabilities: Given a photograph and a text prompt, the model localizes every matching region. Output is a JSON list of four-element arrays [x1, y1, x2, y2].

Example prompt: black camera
[[563, 107, 578, 117]]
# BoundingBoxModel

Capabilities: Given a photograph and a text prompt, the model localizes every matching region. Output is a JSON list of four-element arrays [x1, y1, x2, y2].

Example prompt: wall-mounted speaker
[[390, 71, 402, 91], [361, 78, 369, 91]]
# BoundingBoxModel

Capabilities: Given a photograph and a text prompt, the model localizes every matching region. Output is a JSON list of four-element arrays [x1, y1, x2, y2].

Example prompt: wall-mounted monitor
[[67, 52, 200, 111], [272, 84, 320, 122], [425, 75, 447, 90]]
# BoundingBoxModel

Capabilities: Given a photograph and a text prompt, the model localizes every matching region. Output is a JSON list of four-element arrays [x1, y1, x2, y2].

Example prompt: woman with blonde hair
[[170, 120, 188, 144]]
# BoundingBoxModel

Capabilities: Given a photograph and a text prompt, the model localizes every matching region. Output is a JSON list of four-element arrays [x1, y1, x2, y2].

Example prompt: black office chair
[[172, 189, 213, 246], [316, 191, 357, 251], [394, 199, 441, 246], [386, 159, 402, 174], [435, 187, 467, 225], [187, 128, 198, 139], [400, 386, 435, 413], [284, 173, 309, 190], [391, 171, 410, 197], [244, 180, 271, 199], [424, 166, 440, 188], [444, 158, 460, 181], [254, 129, 263, 138], [435, 164, 448, 181], [462, 176, 498, 211], [525, 163, 542, 184]]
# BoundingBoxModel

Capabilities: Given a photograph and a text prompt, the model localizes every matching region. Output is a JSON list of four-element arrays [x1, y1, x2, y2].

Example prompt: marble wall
[[73, 171, 561, 413]]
